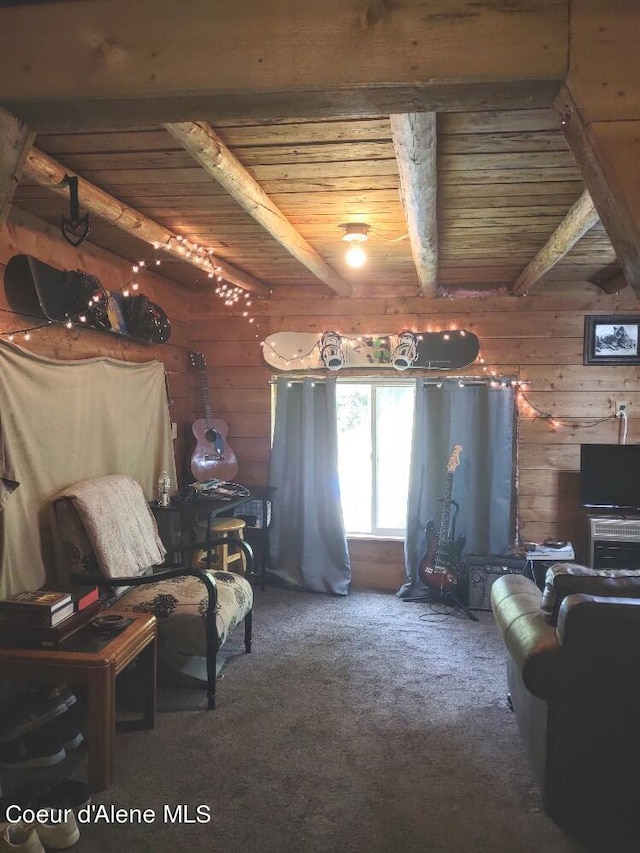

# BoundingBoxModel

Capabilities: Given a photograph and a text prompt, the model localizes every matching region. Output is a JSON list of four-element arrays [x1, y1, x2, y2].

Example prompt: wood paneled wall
[[0, 208, 193, 482], [189, 282, 640, 590], [2, 210, 638, 591]]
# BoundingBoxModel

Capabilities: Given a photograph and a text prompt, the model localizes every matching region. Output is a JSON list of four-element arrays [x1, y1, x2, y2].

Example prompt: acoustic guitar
[[188, 351, 238, 482], [419, 444, 465, 593]]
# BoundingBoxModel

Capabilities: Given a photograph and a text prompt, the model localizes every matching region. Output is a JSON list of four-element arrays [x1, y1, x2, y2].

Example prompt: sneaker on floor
[[55, 780, 89, 812], [32, 810, 80, 851], [0, 779, 90, 825], [31, 780, 90, 814], [0, 823, 45, 853], [0, 731, 66, 771], [46, 687, 77, 712], [0, 692, 68, 745], [52, 710, 84, 752], [0, 788, 41, 823]]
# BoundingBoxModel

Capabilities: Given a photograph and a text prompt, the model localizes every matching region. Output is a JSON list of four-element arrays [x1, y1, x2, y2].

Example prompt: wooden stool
[[195, 517, 247, 573]]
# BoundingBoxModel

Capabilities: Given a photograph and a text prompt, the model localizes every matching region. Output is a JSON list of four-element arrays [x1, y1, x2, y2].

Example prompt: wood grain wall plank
[[0, 214, 192, 487], [190, 283, 639, 588]]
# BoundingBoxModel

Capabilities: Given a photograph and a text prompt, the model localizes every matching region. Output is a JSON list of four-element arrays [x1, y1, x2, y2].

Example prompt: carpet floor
[[67, 587, 631, 852]]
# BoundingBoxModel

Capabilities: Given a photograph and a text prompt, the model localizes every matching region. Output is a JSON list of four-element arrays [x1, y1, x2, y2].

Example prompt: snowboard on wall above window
[[4, 254, 171, 344], [262, 330, 480, 372]]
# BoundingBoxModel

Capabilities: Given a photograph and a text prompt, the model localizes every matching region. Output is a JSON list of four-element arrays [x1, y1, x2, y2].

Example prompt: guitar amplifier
[[465, 555, 527, 611]]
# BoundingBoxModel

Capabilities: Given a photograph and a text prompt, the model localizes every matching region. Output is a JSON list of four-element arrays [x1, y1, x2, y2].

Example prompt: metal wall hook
[[58, 173, 90, 246]]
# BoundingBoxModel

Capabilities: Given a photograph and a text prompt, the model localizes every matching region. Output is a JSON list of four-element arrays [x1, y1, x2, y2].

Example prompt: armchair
[[48, 475, 254, 709], [491, 564, 640, 819]]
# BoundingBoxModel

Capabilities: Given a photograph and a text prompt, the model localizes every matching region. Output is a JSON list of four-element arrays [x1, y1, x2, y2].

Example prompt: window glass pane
[[336, 385, 372, 533], [375, 385, 414, 530], [337, 381, 414, 536]]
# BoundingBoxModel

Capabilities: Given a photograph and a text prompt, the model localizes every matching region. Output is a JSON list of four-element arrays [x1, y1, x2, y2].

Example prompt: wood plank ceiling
[[11, 107, 619, 299]]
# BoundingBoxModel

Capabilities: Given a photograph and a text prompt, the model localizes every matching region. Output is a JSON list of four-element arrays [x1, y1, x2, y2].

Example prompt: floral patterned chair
[[48, 475, 253, 709]]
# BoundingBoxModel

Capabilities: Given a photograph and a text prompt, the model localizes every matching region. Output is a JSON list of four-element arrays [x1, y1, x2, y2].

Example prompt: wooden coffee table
[[0, 611, 156, 793]]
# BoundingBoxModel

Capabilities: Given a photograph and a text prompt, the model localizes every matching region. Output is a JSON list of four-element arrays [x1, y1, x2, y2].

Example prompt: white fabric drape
[[0, 341, 176, 597]]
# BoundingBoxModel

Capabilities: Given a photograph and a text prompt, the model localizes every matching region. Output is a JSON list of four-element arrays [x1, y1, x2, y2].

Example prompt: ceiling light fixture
[[340, 223, 369, 269]]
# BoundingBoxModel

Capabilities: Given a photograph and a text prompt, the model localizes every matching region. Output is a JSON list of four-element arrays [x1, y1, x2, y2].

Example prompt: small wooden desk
[[152, 486, 274, 589], [0, 611, 156, 793], [232, 485, 275, 591]]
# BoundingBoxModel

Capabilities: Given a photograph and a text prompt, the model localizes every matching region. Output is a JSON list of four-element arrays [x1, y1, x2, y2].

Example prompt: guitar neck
[[434, 473, 455, 568], [198, 369, 214, 423], [438, 473, 454, 539]]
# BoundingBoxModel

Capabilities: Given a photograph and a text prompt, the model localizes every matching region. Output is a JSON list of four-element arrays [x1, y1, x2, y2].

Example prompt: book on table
[[0, 603, 75, 627], [0, 590, 74, 627], [70, 586, 100, 612], [0, 589, 72, 610], [0, 599, 101, 647]]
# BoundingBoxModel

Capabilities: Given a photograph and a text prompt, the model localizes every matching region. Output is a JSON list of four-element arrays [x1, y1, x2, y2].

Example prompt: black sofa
[[491, 565, 640, 820]]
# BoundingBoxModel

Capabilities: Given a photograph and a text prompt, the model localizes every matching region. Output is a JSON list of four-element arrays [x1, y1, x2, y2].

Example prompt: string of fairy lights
[[514, 386, 615, 431], [146, 237, 262, 334], [0, 232, 621, 431], [261, 327, 619, 432], [1, 237, 264, 343]]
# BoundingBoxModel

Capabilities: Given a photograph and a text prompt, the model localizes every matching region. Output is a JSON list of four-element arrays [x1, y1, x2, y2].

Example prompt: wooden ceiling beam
[[0, 107, 35, 229], [390, 113, 438, 298], [20, 147, 271, 296], [556, 85, 640, 303], [560, 5, 640, 301], [164, 121, 352, 297], [0, 0, 567, 129], [4, 84, 563, 134], [511, 190, 599, 295]]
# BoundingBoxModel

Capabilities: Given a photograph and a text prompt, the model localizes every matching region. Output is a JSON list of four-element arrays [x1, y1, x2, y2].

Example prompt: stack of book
[[0, 587, 101, 648]]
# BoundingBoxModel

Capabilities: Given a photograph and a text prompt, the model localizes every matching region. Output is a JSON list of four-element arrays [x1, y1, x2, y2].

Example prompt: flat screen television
[[580, 444, 640, 513]]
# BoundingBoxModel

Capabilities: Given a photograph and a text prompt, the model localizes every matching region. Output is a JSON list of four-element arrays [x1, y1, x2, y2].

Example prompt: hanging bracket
[[58, 173, 90, 246]]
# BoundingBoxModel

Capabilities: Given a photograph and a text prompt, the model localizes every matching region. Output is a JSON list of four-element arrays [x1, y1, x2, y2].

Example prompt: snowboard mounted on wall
[[262, 330, 480, 372], [3, 254, 171, 344]]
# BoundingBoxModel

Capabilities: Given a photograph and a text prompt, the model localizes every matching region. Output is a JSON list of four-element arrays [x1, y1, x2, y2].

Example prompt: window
[[336, 380, 415, 536]]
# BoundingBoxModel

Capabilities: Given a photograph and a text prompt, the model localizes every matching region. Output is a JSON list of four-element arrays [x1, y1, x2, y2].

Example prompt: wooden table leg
[[139, 634, 156, 730], [85, 663, 115, 794]]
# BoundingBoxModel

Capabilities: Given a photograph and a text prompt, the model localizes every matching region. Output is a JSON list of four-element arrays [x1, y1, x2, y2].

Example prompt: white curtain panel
[[0, 341, 176, 597]]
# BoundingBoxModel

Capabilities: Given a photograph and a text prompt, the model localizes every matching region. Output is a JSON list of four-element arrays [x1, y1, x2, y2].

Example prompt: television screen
[[580, 444, 640, 512]]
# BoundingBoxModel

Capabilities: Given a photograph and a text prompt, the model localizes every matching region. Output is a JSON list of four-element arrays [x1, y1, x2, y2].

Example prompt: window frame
[[336, 376, 415, 538]]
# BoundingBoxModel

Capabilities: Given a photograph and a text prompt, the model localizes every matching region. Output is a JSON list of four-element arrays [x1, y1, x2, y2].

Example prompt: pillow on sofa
[[541, 564, 640, 624]]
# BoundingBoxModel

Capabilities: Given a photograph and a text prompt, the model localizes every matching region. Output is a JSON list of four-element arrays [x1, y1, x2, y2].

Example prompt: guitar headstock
[[189, 351, 206, 370], [447, 444, 463, 473]]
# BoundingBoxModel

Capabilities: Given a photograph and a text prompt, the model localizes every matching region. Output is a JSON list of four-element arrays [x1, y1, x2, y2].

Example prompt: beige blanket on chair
[[56, 475, 166, 579]]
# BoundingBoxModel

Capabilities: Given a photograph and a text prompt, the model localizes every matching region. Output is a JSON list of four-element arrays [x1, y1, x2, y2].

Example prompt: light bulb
[[345, 244, 367, 268]]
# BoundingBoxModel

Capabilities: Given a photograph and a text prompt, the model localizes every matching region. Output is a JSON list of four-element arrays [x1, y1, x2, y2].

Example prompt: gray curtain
[[268, 376, 351, 595], [398, 380, 515, 598]]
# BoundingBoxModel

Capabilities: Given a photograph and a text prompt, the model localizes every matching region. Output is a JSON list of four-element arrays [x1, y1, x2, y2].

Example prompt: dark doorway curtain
[[268, 376, 351, 595], [398, 380, 515, 598]]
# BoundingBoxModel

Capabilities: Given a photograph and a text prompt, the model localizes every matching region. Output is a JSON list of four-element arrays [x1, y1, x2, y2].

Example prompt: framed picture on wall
[[584, 315, 640, 365]]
